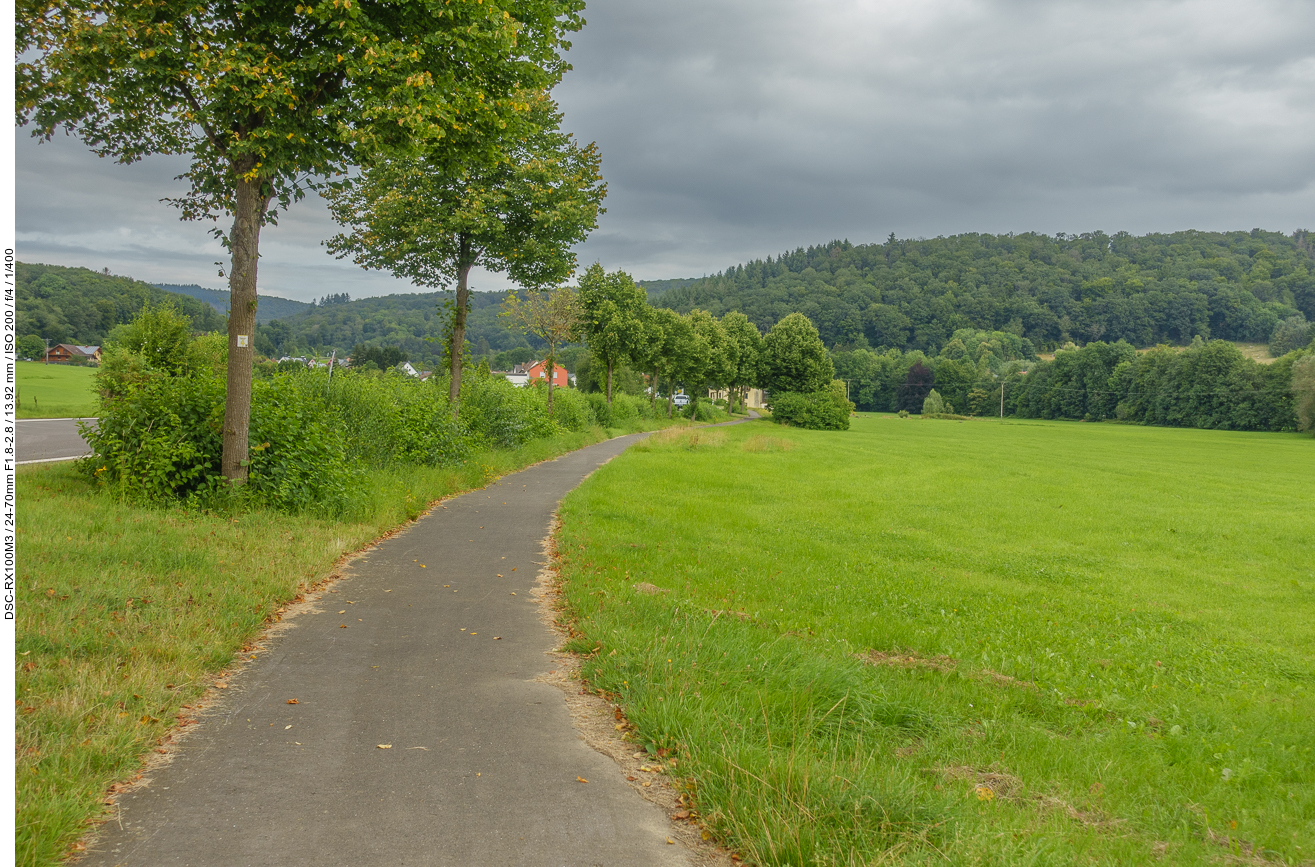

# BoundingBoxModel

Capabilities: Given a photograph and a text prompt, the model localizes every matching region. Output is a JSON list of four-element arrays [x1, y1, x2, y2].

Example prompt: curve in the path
[[80, 433, 693, 867]]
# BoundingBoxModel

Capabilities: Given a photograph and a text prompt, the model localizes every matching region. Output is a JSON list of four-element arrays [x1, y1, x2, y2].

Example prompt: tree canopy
[[19, 0, 586, 481], [324, 94, 604, 414], [577, 264, 648, 405], [760, 312, 834, 394]]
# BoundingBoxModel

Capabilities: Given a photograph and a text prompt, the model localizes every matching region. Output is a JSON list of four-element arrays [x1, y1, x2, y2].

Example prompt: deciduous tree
[[19, 0, 583, 481], [721, 311, 762, 413], [759, 312, 833, 395], [577, 264, 646, 406], [500, 287, 581, 416], [324, 95, 604, 416]]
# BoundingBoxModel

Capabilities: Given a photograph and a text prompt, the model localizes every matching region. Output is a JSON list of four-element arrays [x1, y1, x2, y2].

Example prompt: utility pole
[[1000, 381, 1005, 419]]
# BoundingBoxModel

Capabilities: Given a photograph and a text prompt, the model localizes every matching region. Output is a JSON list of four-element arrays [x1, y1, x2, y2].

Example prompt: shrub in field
[[771, 382, 853, 430], [921, 389, 946, 415]]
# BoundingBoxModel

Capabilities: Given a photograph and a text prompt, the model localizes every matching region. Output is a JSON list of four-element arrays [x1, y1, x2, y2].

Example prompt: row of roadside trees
[[513, 264, 852, 429]]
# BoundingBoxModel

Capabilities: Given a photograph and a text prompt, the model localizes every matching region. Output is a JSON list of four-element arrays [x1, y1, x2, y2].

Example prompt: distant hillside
[[255, 289, 532, 364], [637, 277, 699, 301], [654, 229, 1315, 353], [17, 263, 228, 345], [157, 283, 311, 323]]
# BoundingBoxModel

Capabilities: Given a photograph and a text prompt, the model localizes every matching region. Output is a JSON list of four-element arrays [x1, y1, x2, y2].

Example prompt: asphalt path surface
[[17, 417, 94, 463], [81, 432, 696, 867]]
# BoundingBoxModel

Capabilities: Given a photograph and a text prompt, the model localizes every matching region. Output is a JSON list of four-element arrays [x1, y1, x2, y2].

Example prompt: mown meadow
[[16, 362, 97, 419], [555, 415, 1315, 866]]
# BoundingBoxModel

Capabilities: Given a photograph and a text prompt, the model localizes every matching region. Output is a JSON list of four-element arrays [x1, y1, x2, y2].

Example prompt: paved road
[[17, 417, 94, 463], [82, 433, 694, 867]]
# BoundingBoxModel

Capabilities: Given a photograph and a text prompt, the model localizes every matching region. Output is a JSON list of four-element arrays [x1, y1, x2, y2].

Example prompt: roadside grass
[[16, 362, 98, 419], [554, 415, 1315, 866], [14, 422, 669, 867]]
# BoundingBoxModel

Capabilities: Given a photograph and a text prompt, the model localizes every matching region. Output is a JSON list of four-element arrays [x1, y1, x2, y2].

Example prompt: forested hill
[[653, 229, 1315, 353], [17, 262, 228, 345], [156, 283, 311, 323], [254, 289, 529, 364]]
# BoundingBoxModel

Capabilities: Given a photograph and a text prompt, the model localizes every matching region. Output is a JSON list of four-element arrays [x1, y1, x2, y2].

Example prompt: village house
[[707, 386, 766, 408], [497, 361, 570, 388], [44, 344, 101, 365]]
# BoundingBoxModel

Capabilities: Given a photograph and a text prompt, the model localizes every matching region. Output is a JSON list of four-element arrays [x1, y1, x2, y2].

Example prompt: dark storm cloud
[[16, 0, 1315, 295]]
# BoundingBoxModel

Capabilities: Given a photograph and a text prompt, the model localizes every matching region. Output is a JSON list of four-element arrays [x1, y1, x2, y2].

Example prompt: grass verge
[[15, 422, 671, 866], [16, 361, 98, 419], [553, 415, 1315, 866]]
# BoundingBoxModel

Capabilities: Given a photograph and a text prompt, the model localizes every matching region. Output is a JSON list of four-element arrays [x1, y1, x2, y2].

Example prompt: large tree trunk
[[221, 172, 270, 484], [606, 359, 614, 406], [448, 248, 473, 418]]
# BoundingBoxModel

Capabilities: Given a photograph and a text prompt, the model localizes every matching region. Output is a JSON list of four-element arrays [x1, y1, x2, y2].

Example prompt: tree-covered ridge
[[17, 262, 228, 345], [155, 283, 311, 324], [254, 289, 530, 364], [654, 229, 1315, 353]]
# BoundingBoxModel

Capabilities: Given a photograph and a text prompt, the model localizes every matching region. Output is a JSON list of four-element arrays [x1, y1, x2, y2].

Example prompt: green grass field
[[555, 416, 1315, 866], [16, 361, 98, 419]]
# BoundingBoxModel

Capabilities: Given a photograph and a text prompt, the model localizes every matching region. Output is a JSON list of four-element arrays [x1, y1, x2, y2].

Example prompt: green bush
[[769, 382, 853, 430], [459, 373, 557, 448], [609, 393, 644, 423], [584, 392, 612, 427], [84, 307, 648, 513], [539, 386, 595, 432], [921, 389, 946, 415]]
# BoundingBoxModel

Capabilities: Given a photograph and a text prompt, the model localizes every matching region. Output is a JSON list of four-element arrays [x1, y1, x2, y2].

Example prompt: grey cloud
[[16, 0, 1315, 297]]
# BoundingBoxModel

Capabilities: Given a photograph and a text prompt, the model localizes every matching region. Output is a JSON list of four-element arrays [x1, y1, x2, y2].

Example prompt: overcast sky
[[16, 0, 1315, 302]]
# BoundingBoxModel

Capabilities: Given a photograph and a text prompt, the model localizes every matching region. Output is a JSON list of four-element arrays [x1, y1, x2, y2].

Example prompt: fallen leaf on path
[[408, 746, 429, 751], [377, 744, 392, 749], [577, 776, 589, 783], [493, 636, 501, 640], [673, 810, 690, 820], [666, 838, 675, 845], [340, 625, 347, 628], [286, 699, 299, 704], [338, 610, 346, 614], [284, 725, 292, 730]]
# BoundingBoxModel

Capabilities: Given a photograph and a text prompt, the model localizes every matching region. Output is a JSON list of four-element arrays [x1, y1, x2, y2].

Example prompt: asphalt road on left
[[17, 417, 95, 464]]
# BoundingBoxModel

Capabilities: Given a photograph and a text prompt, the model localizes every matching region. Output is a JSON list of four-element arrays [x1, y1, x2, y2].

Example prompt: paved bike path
[[83, 433, 692, 867]]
